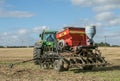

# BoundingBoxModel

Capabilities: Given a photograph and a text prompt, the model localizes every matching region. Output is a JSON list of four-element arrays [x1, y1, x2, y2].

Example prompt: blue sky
[[0, 0, 120, 46]]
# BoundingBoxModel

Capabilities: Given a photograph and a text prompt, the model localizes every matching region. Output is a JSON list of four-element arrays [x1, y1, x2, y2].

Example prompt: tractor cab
[[40, 31, 56, 42], [39, 30, 57, 50]]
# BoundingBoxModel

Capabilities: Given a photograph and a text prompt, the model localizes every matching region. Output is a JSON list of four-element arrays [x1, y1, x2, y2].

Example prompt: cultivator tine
[[87, 58, 93, 64], [76, 58, 82, 64], [81, 57, 87, 64], [9, 63, 14, 68]]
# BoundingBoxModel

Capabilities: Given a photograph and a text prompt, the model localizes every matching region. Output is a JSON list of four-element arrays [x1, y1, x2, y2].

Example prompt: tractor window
[[43, 33, 55, 42]]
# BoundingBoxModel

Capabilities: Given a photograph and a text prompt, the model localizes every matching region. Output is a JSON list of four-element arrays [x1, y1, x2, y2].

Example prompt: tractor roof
[[43, 30, 57, 34]]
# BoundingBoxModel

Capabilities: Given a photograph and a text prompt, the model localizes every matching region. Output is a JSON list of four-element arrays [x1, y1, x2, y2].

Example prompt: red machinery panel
[[56, 27, 88, 46]]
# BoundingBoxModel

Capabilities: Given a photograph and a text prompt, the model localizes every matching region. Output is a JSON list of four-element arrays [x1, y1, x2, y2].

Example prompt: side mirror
[[39, 34, 41, 37]]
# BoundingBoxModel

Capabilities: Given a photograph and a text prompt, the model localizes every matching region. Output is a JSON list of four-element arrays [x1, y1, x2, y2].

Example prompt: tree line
[[0, 46, 34, 48], [95, 42, 120, 47]]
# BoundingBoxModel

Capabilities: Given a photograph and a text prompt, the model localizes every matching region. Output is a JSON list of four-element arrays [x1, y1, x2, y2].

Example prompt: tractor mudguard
[[34, 42, 42, 49]]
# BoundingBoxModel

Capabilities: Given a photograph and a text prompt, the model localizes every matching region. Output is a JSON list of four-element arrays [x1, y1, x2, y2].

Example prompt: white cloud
[[109, 18, 120, 26], [94, 22, 102, 27], [11, 35, 18, 39], [0, 26, 50, 46], [95, 12, 120, 26], [0, 0, 35, 18], [18, 29, 29, 35], [94, 28, 120, 45], [71, 0, 104, 6], [71, 0, 120, 7], [0, 10, 35, 18], [71, 0, 107, 6], [93, 4, 120, 12], [71, 0, 120, 10], [71, 0, 92, 6], [2, 32, 8, 36], [33, 26, 49, 33], [95, 12, 115, 21], [71, 0, 120, 27]]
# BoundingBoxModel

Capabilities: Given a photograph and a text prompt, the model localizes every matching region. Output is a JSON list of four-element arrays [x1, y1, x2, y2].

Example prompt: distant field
[[0, 47, 120, 81]]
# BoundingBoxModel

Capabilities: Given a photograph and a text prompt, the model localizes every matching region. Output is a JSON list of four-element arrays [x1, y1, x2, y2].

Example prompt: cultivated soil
[[0, 47, 120, 81]]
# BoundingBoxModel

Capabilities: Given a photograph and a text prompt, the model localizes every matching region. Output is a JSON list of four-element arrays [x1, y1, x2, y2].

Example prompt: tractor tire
[[58, 40, 66, 50], [33, 43, 43, 65], [53, 59, 64, 72], [53, 59, 70, 72]]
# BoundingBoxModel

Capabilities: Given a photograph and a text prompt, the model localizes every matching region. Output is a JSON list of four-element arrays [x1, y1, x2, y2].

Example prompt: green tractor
[[33, 30, 69, 71], [33, 30, 57, 64]]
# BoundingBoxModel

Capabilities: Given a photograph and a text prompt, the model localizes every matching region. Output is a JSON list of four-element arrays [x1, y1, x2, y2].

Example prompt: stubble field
[[0, 47, 120, 81]]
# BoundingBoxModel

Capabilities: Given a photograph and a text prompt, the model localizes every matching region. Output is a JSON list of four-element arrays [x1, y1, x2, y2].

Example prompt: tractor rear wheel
[[33, 43, 43, 65]]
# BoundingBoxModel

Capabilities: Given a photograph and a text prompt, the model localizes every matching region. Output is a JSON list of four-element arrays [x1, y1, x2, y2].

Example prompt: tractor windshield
[[43, 33, 55, 42]]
